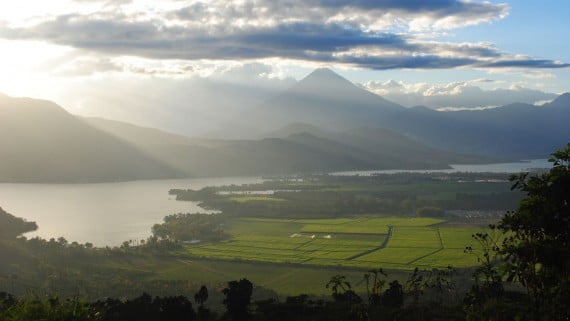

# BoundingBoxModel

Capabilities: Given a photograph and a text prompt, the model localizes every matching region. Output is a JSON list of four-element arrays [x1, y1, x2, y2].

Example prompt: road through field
[[346, 225, 394, 260]]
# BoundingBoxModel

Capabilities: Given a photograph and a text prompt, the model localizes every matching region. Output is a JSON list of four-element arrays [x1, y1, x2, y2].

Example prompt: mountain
[[226, 68, 570, 158], [88, 118, 461, 177], [5, 79, 555, 183], [222, 68, 404, 137], [388, 97, 570, 157], [545, 92, 570, 108], [264, 122, 330, 139], [0, 95, 183, 183], [267, 123, 494, 165]]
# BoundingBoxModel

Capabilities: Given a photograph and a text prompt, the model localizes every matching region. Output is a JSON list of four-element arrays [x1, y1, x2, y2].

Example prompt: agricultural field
[[178, 217, 490, 270]]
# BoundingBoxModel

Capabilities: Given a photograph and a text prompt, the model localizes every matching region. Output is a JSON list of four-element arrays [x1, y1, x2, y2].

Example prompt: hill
[[0, 95, 182, 183], [267, 123, 493, 166], [88, 118, 460, 176]]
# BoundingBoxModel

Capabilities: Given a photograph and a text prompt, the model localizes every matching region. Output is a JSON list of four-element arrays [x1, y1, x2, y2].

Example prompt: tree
[[222, 279, 253, 321], [326, 275, 351, 297], [424, 266, 457, 305], [195, 285, 210, 321], [194, 286, 208, 307], [363, 268, 387, 306], [417, 206, 444, 218], [405, 268, 424, 306], [382, 280, 404, 308], [495, 143, 570, 320], [463, 232, 506, 321]]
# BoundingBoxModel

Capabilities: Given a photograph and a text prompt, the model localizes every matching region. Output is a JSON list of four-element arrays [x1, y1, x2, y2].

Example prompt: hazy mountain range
[[220, 68, 570, 157], [0, 69, 568, 183]]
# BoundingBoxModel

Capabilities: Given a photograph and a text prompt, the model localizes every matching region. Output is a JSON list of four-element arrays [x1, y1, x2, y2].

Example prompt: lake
[[0, 159, 551, 246], [0, 177, 262, 246], [332, 159, 551, 176]]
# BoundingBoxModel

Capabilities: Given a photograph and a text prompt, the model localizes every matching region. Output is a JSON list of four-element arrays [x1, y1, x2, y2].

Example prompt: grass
[[355, 247, 441, 265], [178, 217, 490, 271], [157, 258, 400, 295], [300, 217, 444, 234], [388, 227, 442, 248]]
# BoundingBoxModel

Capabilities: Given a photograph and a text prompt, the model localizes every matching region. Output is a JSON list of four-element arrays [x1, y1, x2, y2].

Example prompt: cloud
[[520, 71, 557, 79], [480, 59, 570, 69], [173, 0, 509, 31], [72, 0, 131, 4], [53, 57, 123, 76], [0, 0, 565, 72], [362, 79, 559, 108]]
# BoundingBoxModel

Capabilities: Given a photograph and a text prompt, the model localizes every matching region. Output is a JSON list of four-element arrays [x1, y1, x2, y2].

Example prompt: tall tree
[[497, 143, 570, 320]]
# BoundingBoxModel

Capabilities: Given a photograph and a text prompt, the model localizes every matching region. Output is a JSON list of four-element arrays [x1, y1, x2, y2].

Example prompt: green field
[[179, 217, 488, 270]]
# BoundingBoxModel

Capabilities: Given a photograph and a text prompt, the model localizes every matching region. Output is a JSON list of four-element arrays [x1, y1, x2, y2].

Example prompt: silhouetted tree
[[326, 275, 351, 297], [463, 232, 506, 321], [195, 285, 211, 321], [382, 280, 404, 308], [364, 268, 387, 306], [222, 279, 253, 321], [195, 285, 209, 307], [405, 268, 425, 306], [424, 266, 457, 305]]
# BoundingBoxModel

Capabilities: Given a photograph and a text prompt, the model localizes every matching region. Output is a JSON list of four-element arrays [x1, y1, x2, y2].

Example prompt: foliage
[[382, 280, 404, 308], [417, 206, 445, 218], [93, 293, 196, 321], [463, 232, 506, 321], [495, 144, 570, 320], [364, 268, 387, 305], [222, 279, 253, 321], [0, 207, 37, 239], [0, 295, 96, 321], [152, 213, 229, 242], [173, 172, 521, 219]]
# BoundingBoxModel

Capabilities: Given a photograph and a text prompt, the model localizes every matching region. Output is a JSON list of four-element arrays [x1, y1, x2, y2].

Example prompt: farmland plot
[[182, 217, 489, 269]]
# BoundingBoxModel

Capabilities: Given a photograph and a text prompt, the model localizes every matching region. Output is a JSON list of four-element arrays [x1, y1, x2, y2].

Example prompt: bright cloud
[[0, 0, 566, 73], [361, 78, 558, 108]]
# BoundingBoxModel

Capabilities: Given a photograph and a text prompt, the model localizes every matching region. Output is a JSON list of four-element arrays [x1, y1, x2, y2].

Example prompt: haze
[[0, 0, 568, 137], [0, 1, 569, 320]]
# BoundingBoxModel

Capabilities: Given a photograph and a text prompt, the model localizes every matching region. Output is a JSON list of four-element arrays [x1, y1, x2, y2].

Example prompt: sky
[[0, 0, 568, 135]]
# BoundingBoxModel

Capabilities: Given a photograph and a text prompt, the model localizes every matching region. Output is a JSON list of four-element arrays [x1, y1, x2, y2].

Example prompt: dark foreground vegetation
[[1, 144, 568, 320]]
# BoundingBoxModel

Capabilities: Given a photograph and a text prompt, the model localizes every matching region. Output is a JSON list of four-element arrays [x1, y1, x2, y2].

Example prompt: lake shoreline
[[0, 159, 550, 247]]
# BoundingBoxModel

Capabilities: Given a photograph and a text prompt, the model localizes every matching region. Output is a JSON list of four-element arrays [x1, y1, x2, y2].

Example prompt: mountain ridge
[[220, 69, 569, 158], [0, 95, 184, 183]]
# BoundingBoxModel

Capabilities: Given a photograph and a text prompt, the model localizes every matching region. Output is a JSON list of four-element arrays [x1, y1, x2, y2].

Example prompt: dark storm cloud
[[0, 16, 416, 60], [338, 55, 479, 70], [480, 59, 570, 69]]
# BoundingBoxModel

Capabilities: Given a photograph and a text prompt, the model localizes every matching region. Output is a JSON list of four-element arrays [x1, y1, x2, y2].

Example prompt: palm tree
[[326, 275, 351, 296]]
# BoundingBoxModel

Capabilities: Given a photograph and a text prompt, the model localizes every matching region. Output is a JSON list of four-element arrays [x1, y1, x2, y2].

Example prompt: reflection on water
[[332, 159, 551, 176], [0, 159, 552, 246], [0, 177, 262, 246]]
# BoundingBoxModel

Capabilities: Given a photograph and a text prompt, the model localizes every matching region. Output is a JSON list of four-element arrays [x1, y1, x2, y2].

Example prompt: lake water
[[332, 159, 551, 176], [0, 159, 551, 246], [0, 177, 262, 246]]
